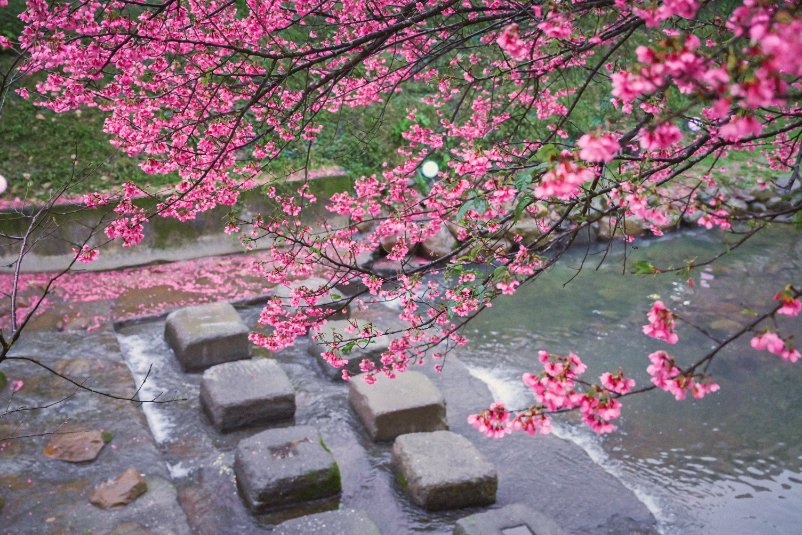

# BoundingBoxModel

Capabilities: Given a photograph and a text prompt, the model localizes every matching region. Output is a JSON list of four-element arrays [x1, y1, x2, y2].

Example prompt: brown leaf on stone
[[43, 430, 106, 463], [90, 468, 148, 509]]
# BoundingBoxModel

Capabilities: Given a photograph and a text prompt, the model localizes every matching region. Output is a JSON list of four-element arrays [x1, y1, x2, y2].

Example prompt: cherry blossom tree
[[1, 0, 801, 438]]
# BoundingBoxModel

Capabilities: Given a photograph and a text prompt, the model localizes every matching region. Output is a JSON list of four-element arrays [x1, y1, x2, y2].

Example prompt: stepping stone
[[273, 509, 381, 535], [200, 359, 295, 432], [349, 371, 447, 441], [392, 430, 496, 511], [235, 426, 341, 513], [308, 320, 389, 380], [164, 302, 249, 372], [453, 503, 569, 535], [273, 277, 350, 318]]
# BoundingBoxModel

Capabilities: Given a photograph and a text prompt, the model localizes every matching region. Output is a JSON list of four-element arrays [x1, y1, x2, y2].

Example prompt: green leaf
[[632, 260, 656, 275], [534, 144, 560, 163], [514, 172, 534, 192], [0, 371, 6, 391], [457, 198, 477, 222], [513, 194, 531, 221], [794, 211, 802, 231], [741, 308, 759, 316], [341, 341, 357, 355], [101, 431, 115, 444]]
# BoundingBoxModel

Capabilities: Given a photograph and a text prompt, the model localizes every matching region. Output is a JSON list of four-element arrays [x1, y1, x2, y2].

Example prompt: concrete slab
[[234, 426, 341, 513], [349, 371, 447, 441], [273, 508, 381, 535], [200, 359, 295, 432], [453, 503, 569, 535], [308, 320, 389, 380], [164, 302, 249, 372], [273, 278, 350, 318], [391, 430, 496, 511]]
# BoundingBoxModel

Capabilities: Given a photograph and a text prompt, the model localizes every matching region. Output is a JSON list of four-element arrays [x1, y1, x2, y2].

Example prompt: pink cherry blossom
[[774, 290, 801, 316], [577, 133, 620, 163], [642, 300, 679, 344]]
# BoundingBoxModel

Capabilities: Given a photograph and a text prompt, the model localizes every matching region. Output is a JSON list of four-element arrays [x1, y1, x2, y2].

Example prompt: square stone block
[[200, 358, 295, 432], [273, 509, 381, 535], [164, 302, 249, 372], [453, 503, 569, 535], [274, 277, 350, 319], [349, 371, 447, 442], [235, 426, 341, 513], [308, 320, 389, 380], [392, 430, 496, 511]]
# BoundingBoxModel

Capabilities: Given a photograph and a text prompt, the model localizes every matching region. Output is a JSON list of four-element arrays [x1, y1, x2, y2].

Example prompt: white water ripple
[[116, 333, 176, 444], [465, 364, 672, 534]]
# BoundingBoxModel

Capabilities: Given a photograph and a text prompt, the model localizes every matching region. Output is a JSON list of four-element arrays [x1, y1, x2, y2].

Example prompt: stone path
[[1, 296, 659, 534]]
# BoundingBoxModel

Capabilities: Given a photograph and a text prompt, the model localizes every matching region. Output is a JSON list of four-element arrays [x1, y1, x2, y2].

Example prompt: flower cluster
[[642, 300, 679, 344], [751, 332, 800, 363], [647, 351, 719, 400]]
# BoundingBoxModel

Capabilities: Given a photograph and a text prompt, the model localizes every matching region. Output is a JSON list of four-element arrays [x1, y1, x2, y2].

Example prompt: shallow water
[[6, 172, 800, 533], [459, 226, 802, 534]]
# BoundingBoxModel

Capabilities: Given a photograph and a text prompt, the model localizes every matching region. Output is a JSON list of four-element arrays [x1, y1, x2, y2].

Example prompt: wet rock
[[454, 503, 569, 535], [506, 216, 543, 244], [355, 219, 375, 233], [392, 430, 496, 511], [370, 256, 430, 277], [308, 320, 389, 381], [419, 227, 457, 260], [164, 302, 250, 372], [273, 277, 350, 319], [595, 217, 618, 241], [709, 318, 742, 332], [445, 221, 465, 241], [380, 231, 417, 255], [747, 186, 774, 202], [726, 198, 749, 214], [766, 196, 787, 210], [681, 211, 703, 225], [570, 225, 597, 247], [355, 247, 381, 270], [750, 201, 767, 213], [349, 371, 448, 442], [89, 468, 148, 509], [234, 426, 341, 513], [273, 508, 381, 535], [623, 218, 645, 237], [42, 430, 107, 463], [200, 358, 295, 432], [483, 236, 514, 256], [111, 522, 153, 535]]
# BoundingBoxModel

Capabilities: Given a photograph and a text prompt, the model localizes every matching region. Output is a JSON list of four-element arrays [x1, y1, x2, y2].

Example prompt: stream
[[3, 175, 801, 533]]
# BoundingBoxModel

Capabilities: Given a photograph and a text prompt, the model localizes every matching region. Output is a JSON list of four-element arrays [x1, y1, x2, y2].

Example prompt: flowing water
[[4, 175, 801, 533], [459, 225, 802, 535]]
